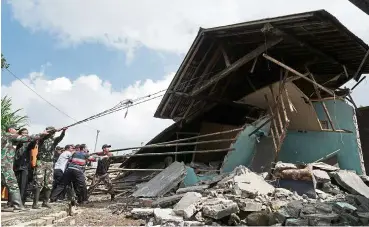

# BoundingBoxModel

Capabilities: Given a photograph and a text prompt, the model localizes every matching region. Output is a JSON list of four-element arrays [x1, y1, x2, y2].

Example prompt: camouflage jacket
[[1, 133, 41, 163], [14, 140, 37, 170], [37, 131, 65, 162]]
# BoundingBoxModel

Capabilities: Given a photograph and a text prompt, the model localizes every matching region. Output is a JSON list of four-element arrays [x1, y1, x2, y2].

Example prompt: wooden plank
[[220, 45, 231, 67], [112, 148, 235, 158], [191, 38, 283, 96], [265, 94, 280, 140], [343, 65, 349, 78], [250, 57, 258, 73], [263, 53, 335, 96], [269, 85, 283, 133], [354, 49, 369, 80]]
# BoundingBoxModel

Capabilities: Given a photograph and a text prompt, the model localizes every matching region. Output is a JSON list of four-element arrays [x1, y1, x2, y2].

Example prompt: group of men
[[1, 125, 115, 212]]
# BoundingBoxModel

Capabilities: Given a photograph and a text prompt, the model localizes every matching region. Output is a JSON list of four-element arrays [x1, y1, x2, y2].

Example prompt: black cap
[[102, 144, 111, 149]]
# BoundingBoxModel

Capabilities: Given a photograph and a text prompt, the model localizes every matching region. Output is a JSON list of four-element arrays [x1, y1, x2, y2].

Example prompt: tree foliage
[[1, 53, 10, 69], [1, 95, 29, 132]]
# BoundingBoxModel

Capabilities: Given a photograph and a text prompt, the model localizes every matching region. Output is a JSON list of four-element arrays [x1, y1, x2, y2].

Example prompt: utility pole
[[94, 130, 100, 153]]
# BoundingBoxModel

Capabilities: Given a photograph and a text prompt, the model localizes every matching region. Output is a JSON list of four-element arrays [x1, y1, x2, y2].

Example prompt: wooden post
[[111, 148, 235, 158], [263, 54, 335, 96], [265, 95, 280, 140], [308, 72, 336, 131], [269, 85, 283, 133]]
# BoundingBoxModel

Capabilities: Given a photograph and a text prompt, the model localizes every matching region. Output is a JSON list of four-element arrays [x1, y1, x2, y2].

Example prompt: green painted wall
[[221, 117, 271, 173], [278, 99, 363, 174]]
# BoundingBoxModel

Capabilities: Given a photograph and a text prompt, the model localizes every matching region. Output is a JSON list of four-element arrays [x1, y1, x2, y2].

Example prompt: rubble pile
[[112, 161, 369, 226]]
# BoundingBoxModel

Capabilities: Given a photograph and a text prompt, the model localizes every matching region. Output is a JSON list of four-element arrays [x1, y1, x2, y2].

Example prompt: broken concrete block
[[333, 202, 357, 213], [274, 208, 291, 223], [313, 169, 331, 183], [274, 162, 298, 171], [173, 192, 202, 219], [270, 200, 288, 211], [285, 218, 308, 226], [303, 213, 339, 222], [152, 194, 184, 208], [236, 199, 263, 212], [274, 187, 293, 198], [176, 185, 209, 194], [285, 201, 303, 218], [154, 208, 183, 224], [247, 211, 276, 226], [131, 208, 154, 219], [133, 162, 187, 198], [357, 212, 369, 225], [232, 167, 275, 197], [331, 170, 369, 198], [311, 162, 339, 172], [202, 198, 239, 220]]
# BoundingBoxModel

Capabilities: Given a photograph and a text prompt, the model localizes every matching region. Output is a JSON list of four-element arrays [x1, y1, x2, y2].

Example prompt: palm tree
[[1, 95, 28, 132]]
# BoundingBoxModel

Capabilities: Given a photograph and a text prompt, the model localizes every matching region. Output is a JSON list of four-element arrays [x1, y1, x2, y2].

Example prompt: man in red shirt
[[87, 144, 115, 201]]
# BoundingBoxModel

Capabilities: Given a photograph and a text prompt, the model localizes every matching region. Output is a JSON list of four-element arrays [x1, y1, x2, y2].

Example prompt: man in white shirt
[[51, 144, 75, 201]]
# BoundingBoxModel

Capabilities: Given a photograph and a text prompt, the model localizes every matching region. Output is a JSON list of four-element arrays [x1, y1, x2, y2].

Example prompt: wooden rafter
[[191, 38, 283, 97], [220, 44, 231, 67], [354, 49, 369, 80]]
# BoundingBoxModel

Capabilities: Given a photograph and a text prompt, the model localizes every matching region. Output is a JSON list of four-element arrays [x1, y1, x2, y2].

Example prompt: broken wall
[[221, 117, 271, 173], [278, 99, 364, 174], [356, 106, 369, 175]]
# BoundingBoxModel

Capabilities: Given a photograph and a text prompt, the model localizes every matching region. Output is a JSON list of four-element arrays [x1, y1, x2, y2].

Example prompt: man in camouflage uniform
[[33, 126, 67, 209], [1, 125, 48, 211]]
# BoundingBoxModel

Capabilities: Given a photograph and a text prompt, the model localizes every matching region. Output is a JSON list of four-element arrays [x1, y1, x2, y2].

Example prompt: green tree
[[1, 53, 9, 69], [1, 95, 29, 132]]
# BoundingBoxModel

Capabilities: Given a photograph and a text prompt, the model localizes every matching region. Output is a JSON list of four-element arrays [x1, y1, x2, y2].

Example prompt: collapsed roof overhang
[[154, 10, 369, 123], [349, 0, 369, 15]]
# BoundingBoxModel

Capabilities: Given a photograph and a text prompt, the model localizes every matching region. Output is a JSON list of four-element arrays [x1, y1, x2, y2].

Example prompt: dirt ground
[[54, 195, 145, 226]]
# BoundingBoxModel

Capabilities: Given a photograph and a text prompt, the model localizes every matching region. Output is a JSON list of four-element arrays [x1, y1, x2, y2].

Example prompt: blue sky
[[1, 2, 181, 89]]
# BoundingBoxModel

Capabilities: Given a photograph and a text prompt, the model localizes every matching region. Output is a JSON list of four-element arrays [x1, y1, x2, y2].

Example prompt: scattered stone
[[285, 201, 303, 218], [274, 188, 293, 198], [183, 221, 205, 226], [315, 189, 328, 200], [228, 213, 241, 226], [236, 198, 263, 212], [202, 198, 239, 220], [285, 218, 308, 226], [321, 182, 341, 195], [154, 208, 183, 224], [131, 208, 154, 219], [247, 211, 276, 226], [176, 185, 209, 194], [303, 213, 339, 222], [331, 170, 369, 198], [357, 212, 369, 225], [270, 200, 288, 211], [313, 169, 331, 183], [173, 192, 202, 219], [274, 208, 291, 223], [275, 162, 298, 171], [152, 194, 185, 208], [194, 212, 204, 222], [333, 202, 357, 213]]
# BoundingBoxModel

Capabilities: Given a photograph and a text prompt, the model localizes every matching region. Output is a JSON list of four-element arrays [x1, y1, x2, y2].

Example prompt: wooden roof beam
[[266, 24, 357, 73], [190, 37, 283, 97], [354, 49, 369, 81]]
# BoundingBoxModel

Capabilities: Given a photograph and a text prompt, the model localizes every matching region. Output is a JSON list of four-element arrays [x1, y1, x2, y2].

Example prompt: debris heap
[[108, 161, 369, 226]]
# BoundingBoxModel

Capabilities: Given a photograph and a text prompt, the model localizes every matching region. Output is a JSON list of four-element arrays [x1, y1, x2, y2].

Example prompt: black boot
[[32, 188, 41, 209], [10, 191, 26, 211], [42, 189, 52, 208]]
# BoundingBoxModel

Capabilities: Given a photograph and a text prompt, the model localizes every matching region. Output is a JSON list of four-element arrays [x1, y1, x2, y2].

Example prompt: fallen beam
[[112, 148, 235, 158], [263, 54, 335, 96], [109, 138, 235, 152], [354, 49, 369, 80], [191, 38, 283, 96]]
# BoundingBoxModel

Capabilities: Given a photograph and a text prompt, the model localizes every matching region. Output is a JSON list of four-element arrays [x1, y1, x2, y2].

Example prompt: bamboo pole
[[263, 54, 335, 96], [109, 138, 236, 152], [86, 167, 164, 171], [111, 148, 234, 158], [155, 128, 243, 145]]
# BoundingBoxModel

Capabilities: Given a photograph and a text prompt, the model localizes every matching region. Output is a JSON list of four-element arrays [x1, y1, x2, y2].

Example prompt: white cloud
[[7, 0, 369, 59], [1, 71, 174, 154]]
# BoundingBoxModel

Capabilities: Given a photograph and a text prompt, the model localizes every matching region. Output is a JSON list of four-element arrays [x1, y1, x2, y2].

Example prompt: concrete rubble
[[114, 162, 369, 226]]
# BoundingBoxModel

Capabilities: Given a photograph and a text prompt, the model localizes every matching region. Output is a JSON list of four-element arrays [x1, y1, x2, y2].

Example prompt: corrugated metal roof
[[154, 10, 369, 121]]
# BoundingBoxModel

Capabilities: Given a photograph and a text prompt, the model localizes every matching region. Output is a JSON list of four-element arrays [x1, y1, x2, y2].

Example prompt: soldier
[[87, 144, 115, 201], [1, 125, 49, 211], [14, 128, 37, 205], [33, 126, 67, 209]]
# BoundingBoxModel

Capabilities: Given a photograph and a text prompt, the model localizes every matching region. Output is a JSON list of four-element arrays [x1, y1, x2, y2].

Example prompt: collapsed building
[[116, 10, 369, 184]]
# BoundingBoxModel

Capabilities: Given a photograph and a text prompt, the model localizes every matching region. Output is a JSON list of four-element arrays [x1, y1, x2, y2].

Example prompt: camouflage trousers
[[87, 173, 114, 196], [34, 161, 53, 190], [1, 156, 19, 193]]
